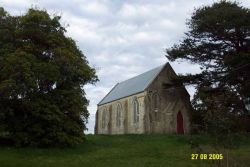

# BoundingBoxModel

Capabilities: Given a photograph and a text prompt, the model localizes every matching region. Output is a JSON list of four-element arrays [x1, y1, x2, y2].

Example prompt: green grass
[[0, 134, 250, 167]]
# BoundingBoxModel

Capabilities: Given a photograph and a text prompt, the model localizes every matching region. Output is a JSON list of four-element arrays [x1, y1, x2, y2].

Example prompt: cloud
[[2, 0, 250, 134], [81, 2, 109, 15]]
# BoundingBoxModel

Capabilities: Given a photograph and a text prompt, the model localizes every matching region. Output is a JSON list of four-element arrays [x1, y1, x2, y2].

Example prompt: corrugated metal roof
[[98, 64, 166, 105]]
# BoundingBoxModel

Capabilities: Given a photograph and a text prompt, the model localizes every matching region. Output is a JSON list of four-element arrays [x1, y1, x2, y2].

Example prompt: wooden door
[[177, 111, 184, 134]]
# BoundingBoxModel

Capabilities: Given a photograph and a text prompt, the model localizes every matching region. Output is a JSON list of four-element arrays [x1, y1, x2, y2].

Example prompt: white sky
[[1, 0, 250, 133]]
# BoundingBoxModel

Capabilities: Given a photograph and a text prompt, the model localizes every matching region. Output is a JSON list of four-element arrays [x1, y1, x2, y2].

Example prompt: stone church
[[94, 63, 192, 135]]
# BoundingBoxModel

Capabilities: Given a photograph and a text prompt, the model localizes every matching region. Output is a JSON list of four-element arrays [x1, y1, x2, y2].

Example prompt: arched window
[[102, 108, 107, 128], [153, 93, 160, 121], [133, 98, 139, 124], [116, 103, 122, 127], [153, 93, 159, 111]]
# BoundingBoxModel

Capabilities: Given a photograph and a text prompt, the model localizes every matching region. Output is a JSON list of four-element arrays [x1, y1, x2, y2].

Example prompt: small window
[[133, 98, 139, 124], [116, 103, 122, 127]]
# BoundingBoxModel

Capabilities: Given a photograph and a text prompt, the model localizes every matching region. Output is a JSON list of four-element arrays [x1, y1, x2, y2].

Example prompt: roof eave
[[97, 83, 119, 105]]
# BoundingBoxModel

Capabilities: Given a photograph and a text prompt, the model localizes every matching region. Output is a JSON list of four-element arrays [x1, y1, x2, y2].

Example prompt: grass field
[[0, 134, 250, 167]]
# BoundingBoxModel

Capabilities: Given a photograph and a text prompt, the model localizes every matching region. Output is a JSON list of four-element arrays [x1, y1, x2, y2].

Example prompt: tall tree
[[166, 1, 250, 137], [0, 8, 98, 147]]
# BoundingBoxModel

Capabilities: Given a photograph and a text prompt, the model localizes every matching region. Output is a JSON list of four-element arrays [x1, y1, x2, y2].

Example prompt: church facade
[[94, 63, 192, 134]]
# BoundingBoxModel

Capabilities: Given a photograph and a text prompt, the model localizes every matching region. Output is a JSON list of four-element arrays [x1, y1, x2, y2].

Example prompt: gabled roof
[[98, 63, 168, 105]]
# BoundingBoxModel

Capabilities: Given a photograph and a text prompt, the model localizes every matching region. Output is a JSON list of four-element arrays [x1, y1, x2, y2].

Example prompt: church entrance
[[177, 111, 184, 134]]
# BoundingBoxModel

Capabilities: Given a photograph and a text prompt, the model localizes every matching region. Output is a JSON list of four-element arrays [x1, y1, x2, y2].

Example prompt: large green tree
[[166, 1, 250, 137], [0, 8, 98, 147]]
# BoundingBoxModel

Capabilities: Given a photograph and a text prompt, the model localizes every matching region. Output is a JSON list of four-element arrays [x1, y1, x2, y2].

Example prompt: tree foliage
[[0, 8, 98, 147], [166, 1, 250, 138]]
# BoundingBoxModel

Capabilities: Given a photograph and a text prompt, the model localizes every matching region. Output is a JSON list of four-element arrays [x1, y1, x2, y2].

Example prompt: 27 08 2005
[[191, 154, 223, 160]]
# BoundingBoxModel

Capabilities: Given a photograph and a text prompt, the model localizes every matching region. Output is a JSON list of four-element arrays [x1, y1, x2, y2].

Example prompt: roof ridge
[[117, 63, 166, 84], [98, 63, 168, 106]]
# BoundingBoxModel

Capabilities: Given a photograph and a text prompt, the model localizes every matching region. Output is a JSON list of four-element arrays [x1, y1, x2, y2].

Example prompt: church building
[[94, 63, 192, 134]]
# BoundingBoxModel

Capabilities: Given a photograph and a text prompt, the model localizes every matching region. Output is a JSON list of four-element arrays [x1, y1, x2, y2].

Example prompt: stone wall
[[96, 92, 146, 134]]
